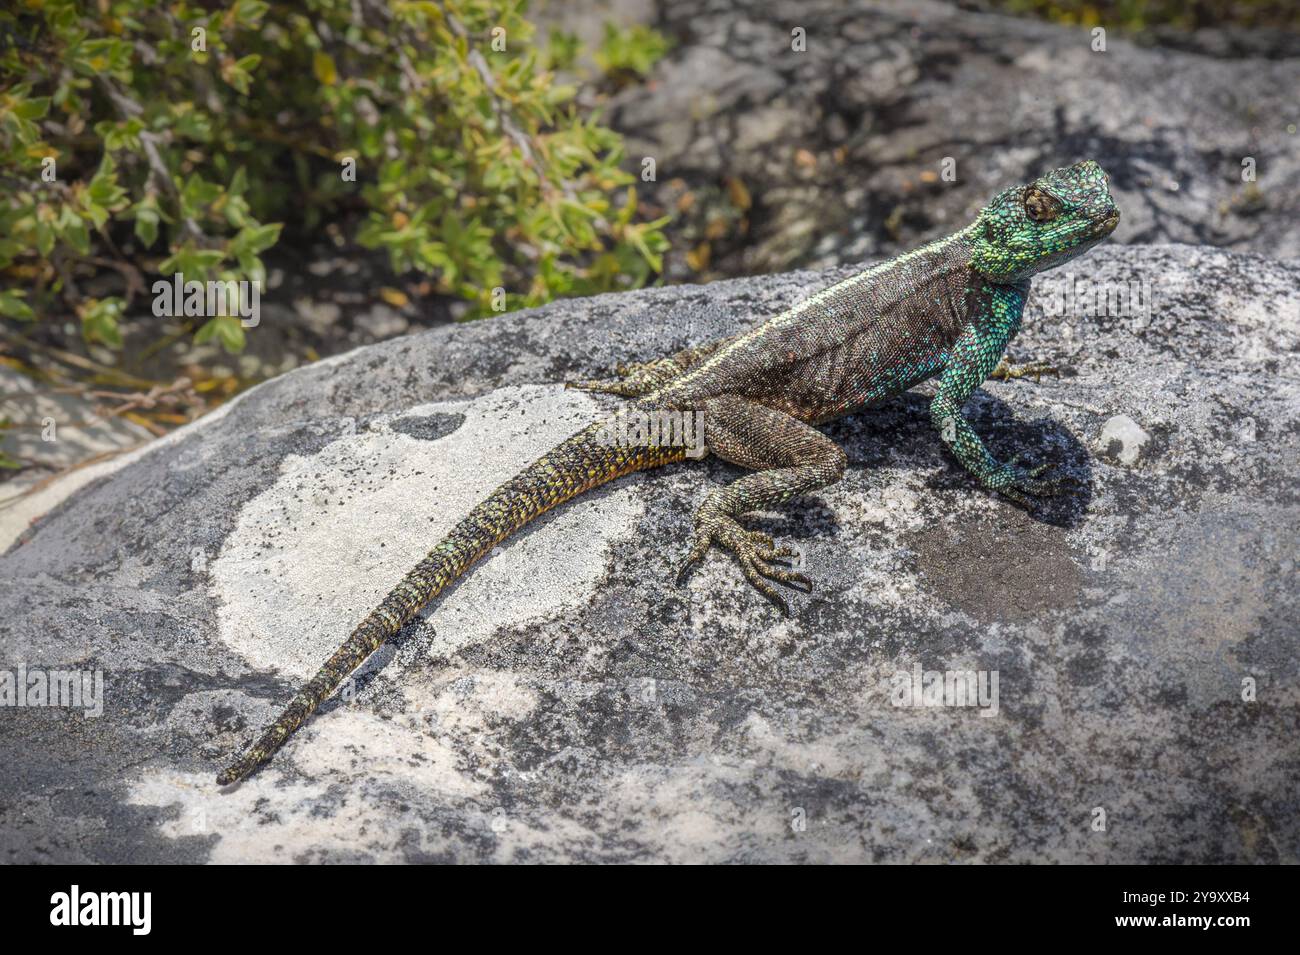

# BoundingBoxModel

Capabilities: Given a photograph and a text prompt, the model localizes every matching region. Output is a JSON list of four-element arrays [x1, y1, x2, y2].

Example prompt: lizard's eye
[[1024, 188, 1061, 223]]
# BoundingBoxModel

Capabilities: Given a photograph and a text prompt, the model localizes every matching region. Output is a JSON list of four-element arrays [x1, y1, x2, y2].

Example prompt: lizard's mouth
[[1095, 209, 1120, 236]]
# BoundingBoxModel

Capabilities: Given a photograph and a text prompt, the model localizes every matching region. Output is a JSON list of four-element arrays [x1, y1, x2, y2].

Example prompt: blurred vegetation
[[595, 23, 674, 87], [0, 0, 673, 366], [966, 0, 1300, 30]]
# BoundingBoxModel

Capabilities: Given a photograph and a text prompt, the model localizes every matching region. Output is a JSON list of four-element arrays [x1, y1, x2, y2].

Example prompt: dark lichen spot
[[904, 511, 1083, 623], [391, 412, 466, 442]]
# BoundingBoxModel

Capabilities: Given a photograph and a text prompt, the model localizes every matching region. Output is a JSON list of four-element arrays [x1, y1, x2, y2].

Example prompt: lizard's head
[[970, 160, 1119, 282]]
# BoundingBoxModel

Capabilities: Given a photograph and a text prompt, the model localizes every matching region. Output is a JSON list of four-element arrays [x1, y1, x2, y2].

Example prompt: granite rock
[[1, 244, 1297, 863]]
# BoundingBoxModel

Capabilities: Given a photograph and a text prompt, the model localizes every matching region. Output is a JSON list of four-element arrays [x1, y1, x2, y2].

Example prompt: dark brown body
[[660, 229, 982, 424]]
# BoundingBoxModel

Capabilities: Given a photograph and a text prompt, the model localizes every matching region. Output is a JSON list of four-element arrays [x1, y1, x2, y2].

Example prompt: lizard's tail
[[217, 416, 688, 785]]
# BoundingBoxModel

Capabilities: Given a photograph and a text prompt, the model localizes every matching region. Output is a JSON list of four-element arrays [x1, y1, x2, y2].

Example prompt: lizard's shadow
[[824, 389, 1094, 530]]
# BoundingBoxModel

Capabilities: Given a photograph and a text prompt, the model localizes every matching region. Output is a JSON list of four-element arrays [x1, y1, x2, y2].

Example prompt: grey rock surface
[[1, 244, 1298, 863], [613, 0, 1300, 279]]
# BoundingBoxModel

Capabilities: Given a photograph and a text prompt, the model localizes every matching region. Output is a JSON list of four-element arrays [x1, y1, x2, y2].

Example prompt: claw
[[675, 545, 706, 586], [748, 531, 798, 565], [988, 457, 1078, 507]]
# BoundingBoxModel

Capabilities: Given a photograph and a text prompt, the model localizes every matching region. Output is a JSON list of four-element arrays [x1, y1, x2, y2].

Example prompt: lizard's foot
[[567, 358, 678, 397], [566, 376, 642, 396], [675, 513, 810, 614], [990, 359, 1060, 382], [983, 455, 1073, 507]]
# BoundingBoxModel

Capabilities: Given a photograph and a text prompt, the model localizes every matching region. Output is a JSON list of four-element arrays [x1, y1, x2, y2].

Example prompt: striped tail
[[217, 418, 687, 784]]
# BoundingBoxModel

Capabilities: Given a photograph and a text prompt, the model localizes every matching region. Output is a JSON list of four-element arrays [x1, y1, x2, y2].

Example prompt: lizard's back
[[663, 231, 979, 423]]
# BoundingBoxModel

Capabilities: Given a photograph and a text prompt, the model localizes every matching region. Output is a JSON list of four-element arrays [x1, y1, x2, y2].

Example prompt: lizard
[[217, 160, 1119, 785]]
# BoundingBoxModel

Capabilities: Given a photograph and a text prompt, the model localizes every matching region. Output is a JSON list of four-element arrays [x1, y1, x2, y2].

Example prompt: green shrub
[[0, 0, 671, 353], [595, 23, 673, 86]]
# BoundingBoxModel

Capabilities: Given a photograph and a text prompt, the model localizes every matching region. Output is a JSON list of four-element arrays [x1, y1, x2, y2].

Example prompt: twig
[[0, 325, 160, 390]]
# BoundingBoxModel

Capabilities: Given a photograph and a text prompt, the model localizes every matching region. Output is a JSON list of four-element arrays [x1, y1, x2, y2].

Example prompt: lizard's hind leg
[[676, 396, 847, 613]]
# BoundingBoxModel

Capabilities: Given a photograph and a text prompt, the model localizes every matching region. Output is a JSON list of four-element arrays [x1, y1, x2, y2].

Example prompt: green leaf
[[80, 298, 125, 348], [0, 290, 36, 321], [63, 215, 91, 254], [233, 0, 270, 27], [313, 50, 338, 87], [35, 222, 55, 258], [195, 316, 246, 353], [87, 154, 128, 210], [180, 174, 222, 214], [14, 97, 51, 121], [132, 196, 161, 248], [230, 221, 282, 257], [159, 247, 225, 280]]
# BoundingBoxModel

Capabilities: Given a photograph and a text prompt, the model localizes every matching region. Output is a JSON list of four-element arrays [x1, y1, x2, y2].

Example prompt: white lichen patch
[[126, 762, 452, 863], [129, 670, 549, 862], [172, 385, 648, 853], [402, 667, 541, 735], [211, 384, 642, 681], [285, 704, 486, 793]]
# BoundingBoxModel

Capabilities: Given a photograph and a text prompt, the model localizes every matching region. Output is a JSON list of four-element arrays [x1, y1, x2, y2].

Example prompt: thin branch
[[96, 75, 207, 244], [0, 325, 161, 390]]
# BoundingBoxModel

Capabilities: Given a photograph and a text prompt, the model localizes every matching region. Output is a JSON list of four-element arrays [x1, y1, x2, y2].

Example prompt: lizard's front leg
[[931, 283, 1068, 507], [675, 395, 847, 613]]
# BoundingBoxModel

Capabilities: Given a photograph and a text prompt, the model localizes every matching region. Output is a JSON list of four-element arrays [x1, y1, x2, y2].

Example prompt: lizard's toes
[[989, 455, 1076, 506], [675, 521, 719, 585], [746, 531, 797, 564], [1002, 473, 1072, 507], [735, 555, 792, 615], [1001, 486, 1035, 508], [679, 516, 809, 611], [568, 377, 629, 395], [1016, 463, 1077, 498], [724, 525, 813, 601], [753, 559, 813, 592]]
